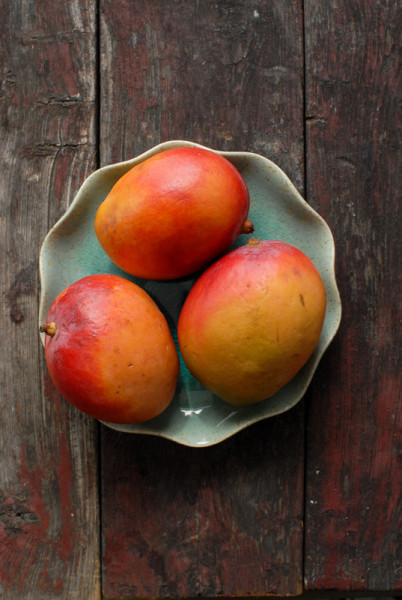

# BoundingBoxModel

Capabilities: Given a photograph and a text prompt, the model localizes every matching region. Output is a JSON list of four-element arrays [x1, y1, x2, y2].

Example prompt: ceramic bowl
[[39, 140, 342, 447]]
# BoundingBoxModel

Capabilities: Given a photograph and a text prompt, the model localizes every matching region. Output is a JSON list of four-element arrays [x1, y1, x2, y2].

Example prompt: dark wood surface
[[99, 1, 306, 597], [0, 0, 400, 598], [304, 1, 401, 592], [1, 1, 100, 598]]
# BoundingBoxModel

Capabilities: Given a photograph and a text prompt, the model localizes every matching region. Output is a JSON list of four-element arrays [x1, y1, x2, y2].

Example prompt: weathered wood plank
[[99, 0, 305, 193], [101, 408, 305, 598], [99, 1, 305, 597], [0, 0, 100, 597], [304, 0, 402, 592]]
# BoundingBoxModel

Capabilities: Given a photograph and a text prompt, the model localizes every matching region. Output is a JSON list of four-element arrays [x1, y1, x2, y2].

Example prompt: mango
[[40, 274, 179, 423], [177, 239, 326, 405], [95, 147, 253, 280]]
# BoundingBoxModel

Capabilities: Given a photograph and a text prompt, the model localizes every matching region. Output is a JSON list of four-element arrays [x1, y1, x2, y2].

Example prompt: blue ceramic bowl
[[39, 141, 342, 447]]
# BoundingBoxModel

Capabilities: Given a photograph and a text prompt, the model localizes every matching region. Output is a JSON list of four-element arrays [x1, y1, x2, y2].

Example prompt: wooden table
[[1, 1, 400, 598]]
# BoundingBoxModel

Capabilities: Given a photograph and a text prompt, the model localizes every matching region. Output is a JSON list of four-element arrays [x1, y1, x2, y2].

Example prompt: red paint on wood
[[304, 0, 401, 592], [0, 372, 96, 595], [102, 411, 305, 598], [0, 429, 80, 594], [0, 445, 49, 593], [1, 0, 99, 596]]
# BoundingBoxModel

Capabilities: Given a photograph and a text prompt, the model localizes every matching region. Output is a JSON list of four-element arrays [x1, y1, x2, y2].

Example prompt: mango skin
[[95, 147, 251, 280], [177, 240, 327, 406], [42, 274, 179, 423]]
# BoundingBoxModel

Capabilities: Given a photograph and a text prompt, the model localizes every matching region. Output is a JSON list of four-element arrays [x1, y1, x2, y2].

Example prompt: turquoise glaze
[[39, 141, 342, 447]]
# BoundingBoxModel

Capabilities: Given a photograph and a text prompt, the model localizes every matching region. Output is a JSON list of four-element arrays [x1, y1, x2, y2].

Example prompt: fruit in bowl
[[40, 274, 179, 423], [39, 140, 341, 446], [177, 239, 327, 406], [95, 146, 254, 280]]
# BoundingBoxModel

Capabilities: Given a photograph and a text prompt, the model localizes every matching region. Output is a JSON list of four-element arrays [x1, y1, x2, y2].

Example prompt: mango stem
[[242, 219, 255, 234], [40, 322, 57, 337]]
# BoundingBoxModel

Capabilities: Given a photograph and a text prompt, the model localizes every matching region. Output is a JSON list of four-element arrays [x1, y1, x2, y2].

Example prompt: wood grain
[[3, 0, 399, 596], [304, 0, 402, 592], [101, 407, 305, 598], [99, 0, 305, 597], [100, 0, 305, 192], [0, 0, 100, 597]]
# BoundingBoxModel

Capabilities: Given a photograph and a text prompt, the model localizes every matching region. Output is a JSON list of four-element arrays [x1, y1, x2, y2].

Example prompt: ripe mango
[[177, 240, 326, 405], [41, 274, 179, 423], [95, 147, 253, 280]]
